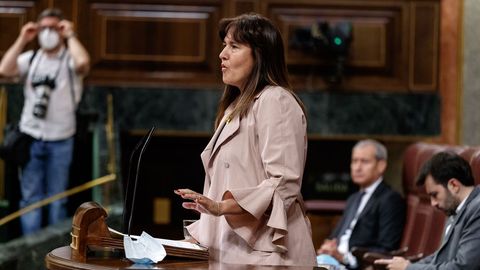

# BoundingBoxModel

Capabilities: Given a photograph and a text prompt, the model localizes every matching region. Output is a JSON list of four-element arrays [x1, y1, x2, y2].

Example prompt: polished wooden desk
[[45, 246, 333, 270], [46, 246, 331, 270]]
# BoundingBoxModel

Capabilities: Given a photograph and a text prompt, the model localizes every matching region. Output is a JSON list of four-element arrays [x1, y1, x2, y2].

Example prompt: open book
[[108, 227, 209, 260]]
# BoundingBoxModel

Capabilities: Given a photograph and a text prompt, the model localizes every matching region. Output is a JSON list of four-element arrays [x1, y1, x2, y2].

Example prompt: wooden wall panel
[[50, 0, 74, 21], [268, 2, 409, 91], [409, 2, 439, 91], [230, 0, 260, 16], [350, 22, 387, 68], [273, 8, 399, 69], [0, 0, 441, 92], [79, 1, 223, 86], [0, 1, 37, 55], [100, 13, 207, 62]]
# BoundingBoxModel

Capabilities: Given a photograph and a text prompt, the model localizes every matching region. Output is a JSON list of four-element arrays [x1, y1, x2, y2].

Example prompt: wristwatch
[[65, 32, 77, 39]]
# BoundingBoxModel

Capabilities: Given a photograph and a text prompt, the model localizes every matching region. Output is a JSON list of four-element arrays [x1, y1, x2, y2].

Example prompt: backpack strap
[[29, 49, 38, 66], [66, 55, 77, 110], [24, 49, 39, 82]]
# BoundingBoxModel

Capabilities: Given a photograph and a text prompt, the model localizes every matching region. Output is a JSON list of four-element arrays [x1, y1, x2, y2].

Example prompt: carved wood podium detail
[[70, 201, 209, 262], [70, 201, 124, 262]]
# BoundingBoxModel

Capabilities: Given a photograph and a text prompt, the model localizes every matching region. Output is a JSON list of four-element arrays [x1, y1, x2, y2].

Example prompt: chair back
[[399, 143, 480, 257]]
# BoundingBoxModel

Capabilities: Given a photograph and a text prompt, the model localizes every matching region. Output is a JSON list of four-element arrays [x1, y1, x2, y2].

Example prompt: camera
[[31, 76, 56, 119], [290, 21, 353, 85]]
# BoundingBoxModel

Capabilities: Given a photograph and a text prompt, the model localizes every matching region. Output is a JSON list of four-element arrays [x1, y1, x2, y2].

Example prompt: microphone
[[123, 126, 156, 236]]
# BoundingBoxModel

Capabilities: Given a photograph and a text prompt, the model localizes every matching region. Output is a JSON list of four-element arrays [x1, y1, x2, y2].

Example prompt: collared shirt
[[338, 177, 383, 268], [444, 194, 468, 236], [17, 47, 83, 141]]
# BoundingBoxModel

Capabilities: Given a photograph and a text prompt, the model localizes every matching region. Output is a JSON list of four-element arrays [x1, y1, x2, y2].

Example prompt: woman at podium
[[174, 13, 316, 266]]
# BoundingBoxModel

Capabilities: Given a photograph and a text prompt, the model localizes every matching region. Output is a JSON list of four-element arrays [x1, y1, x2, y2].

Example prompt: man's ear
[[377, 159, 387, 174], [447, 178, 461, 193]]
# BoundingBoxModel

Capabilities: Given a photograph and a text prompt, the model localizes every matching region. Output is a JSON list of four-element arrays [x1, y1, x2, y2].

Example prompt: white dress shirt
[[444, 195, 467, 237], [338, 177, 383, 268]]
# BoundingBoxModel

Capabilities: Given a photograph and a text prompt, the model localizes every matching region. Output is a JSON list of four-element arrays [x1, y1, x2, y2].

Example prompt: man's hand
[[0, 21, 37, 76], [58, 18, 90, 75], [19, 22, 38, 44], [317, 238, 344, 263], [58, 20, 75, 39], [317, 238, 338, 254], [375, 256, 411, 270]]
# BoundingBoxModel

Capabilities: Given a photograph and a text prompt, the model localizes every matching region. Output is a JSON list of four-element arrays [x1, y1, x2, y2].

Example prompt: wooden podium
[[69, 201, 208, 262], [45, 246, 331, 270], [45, 246, 209, 270], [45, 201, 331, 270]]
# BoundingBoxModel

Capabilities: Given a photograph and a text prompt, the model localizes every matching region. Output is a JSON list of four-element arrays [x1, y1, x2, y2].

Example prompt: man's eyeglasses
[[38, 26, 59, 32]]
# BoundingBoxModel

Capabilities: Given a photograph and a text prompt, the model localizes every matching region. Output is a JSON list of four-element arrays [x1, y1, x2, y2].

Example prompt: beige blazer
[[188, 86, 316, 266]]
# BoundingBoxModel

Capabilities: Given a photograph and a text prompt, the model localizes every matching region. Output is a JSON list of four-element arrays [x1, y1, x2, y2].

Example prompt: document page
[[108, 227, 207, 251]]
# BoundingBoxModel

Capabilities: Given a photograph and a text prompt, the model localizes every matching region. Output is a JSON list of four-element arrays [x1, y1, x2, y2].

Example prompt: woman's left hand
[[174, 189, 221, 216]]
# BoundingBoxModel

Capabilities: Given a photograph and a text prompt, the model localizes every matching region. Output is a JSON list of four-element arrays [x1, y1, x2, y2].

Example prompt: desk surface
[[46, 246, 331, 270]]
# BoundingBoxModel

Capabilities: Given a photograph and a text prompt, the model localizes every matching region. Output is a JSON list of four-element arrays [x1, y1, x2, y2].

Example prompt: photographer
[[0, 8, 90, 235]]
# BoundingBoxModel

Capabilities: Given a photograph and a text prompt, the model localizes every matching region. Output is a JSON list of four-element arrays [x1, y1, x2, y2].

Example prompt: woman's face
[[219, 30, 254, 90]]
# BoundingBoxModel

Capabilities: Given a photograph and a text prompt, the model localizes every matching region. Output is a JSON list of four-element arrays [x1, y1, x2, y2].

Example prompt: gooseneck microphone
[[123, 126, 156, 236]]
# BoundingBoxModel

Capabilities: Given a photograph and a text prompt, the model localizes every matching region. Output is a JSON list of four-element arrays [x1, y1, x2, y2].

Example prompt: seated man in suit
[[375, 151, 480, 270], [317, 139, 406, 269]]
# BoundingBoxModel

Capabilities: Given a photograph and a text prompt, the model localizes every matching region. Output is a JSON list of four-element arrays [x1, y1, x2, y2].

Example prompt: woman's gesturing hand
[[174, 189, 221, 216]]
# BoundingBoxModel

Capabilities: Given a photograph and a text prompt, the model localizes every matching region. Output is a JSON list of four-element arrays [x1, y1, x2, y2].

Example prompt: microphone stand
[[122, 126, 156, 236]]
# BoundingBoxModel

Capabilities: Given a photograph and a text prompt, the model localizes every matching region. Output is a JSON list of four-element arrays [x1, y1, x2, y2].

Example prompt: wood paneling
[[50, 0, 75, 21], [0, 1, 37, 55], [0, 0, 442, 91], [81, 2, 222, 86], [409, 2, 439, 91], [308, 213, 342, 250], [439, 0, 461, 144], [350, 22, 387, 68], [100, 13, 207, 62], [231, 0, 260, 16], [268, 1, 410, 91], [273, 7, 401, 69], [265, 0, 440, 93]]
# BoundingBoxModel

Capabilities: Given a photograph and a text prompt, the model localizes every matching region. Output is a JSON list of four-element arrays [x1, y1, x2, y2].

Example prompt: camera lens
[[31, 83, 52, 119], [33, 103, 47, 118]]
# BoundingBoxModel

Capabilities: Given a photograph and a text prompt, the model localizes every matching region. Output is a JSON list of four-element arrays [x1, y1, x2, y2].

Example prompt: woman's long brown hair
[[215, 13, 306, 128]]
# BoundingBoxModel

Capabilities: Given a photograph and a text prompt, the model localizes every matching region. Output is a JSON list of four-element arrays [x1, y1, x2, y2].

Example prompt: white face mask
[[38, 28, 60, 50]]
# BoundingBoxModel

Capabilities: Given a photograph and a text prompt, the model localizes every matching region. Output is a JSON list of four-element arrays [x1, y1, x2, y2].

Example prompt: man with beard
[[375, 151, 480, 270]]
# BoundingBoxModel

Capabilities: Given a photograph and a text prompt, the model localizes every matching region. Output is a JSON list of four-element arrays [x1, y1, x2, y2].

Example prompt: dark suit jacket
[[408, 186, 480, 270], [330, 181, 406, 252]]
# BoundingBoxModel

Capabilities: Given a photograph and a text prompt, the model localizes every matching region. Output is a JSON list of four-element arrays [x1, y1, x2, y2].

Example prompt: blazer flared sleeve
[[223, 87, 308, 253]]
